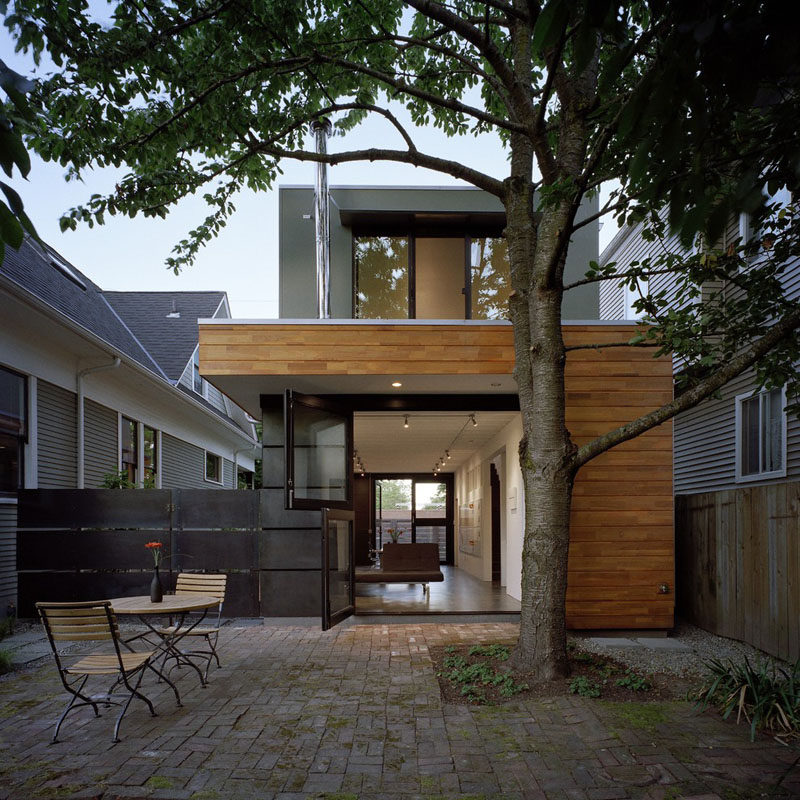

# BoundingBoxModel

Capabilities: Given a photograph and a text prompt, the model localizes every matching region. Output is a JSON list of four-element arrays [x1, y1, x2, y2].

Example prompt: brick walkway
[[0, 621, 798, 799]]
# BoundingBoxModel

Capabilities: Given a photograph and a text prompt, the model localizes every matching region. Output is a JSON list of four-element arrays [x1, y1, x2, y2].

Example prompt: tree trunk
[[506, 175, 576, 680]]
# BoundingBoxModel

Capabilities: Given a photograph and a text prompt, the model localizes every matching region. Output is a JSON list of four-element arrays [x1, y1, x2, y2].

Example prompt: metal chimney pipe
[[311, 119, 333, 319]]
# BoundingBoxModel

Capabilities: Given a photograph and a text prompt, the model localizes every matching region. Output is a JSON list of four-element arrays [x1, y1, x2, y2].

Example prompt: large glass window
[[470, 237, 511, 320], [354, 236, 409, 319], [737, 387, 785, 480], [0, 366, 26, 491]]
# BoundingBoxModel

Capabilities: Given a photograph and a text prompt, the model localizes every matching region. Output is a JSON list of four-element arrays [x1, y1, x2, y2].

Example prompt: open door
[[284, 390, 352, 510], [285, 390, 355, 629], [322, 508, 355, 630]]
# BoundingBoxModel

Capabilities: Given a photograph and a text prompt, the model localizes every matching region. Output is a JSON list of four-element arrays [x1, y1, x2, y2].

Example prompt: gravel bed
[[570, 620, 790, 680]]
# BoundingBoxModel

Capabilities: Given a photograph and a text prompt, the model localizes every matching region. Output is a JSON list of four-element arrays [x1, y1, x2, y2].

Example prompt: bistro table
[[109, 594, 220, 705]]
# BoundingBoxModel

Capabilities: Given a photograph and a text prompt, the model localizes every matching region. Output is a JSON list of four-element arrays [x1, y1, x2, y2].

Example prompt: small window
[[0, 365, 26, 492], [623, 278, 649, 320], [192, 349, 206, 396], [205, 451, 222, 484], [143, 425, 157, 488], [121, 417, 138, 485], [736, 387, 786, 481]]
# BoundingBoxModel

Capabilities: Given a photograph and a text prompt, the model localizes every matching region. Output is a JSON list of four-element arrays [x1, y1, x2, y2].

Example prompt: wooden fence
[[676, 480, 800, 662]]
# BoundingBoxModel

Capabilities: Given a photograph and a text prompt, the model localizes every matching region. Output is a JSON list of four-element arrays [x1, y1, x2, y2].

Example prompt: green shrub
[[101, 470, 134, 489], [695, 656, 800, 742], [0, 650, 13, 675], [616, 671, 652, 691], [569, 676, 602, 698]]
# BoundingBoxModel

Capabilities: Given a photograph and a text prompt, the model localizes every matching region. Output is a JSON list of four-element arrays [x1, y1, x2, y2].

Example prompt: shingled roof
[[104, 291, 227, 382], [1, 238, 166, 378]]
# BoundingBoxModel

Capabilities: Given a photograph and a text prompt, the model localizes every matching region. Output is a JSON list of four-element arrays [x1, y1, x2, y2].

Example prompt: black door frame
[[371, 472, 454, 564], [321, 508, 355, 630]]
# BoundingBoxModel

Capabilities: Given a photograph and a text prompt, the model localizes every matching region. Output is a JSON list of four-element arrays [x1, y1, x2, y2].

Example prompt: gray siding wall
[[38, 380, 77, 488], [223, 458, 234, 488], [84, 399, 118, 488], [0, 502, 17, 616], [160, 433, 231, 489]]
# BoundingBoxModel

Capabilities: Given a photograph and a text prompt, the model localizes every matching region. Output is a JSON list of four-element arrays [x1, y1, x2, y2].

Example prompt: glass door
[[412, 479, 450, 563], [322, 509, 355, 630], [284, 390, 352, 510]]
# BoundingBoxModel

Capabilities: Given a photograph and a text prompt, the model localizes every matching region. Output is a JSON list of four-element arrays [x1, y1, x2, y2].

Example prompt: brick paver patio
[[1, 621, 798, 799]]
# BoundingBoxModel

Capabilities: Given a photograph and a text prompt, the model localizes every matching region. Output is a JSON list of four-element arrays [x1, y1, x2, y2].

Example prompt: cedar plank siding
[[83, 399, 118, 488], [38, 380, 77, 488], [199, 321, 674, 629]]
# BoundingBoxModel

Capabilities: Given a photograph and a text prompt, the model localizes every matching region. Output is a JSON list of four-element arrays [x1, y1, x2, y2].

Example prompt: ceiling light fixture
[[403, 415, 409, 429], [469, 414, 478, 427], [391, 381, 402, 388], [446, 450, 451, 460]]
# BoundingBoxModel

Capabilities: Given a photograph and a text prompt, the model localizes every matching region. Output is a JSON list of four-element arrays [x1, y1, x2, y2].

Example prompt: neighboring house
[[198, 184, 676, 630], [599, 210, 800, 660], [0, 236, 257, 616]]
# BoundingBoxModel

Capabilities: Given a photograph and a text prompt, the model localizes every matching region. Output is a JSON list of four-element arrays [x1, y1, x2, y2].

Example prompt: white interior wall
[[454, 413, 524, 599]]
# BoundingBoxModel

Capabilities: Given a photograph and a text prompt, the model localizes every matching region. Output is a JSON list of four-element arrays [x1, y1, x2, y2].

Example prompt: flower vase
[[150, 566, 163, 603]]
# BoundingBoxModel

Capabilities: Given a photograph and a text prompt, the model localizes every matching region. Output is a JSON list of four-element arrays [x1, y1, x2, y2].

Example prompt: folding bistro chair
[[36, 600, 156, 744], [158, 573, 227, 682]]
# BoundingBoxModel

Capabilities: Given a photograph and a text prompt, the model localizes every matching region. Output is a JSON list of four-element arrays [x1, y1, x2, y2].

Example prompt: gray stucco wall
[[38, 380, 77, 488], [279, 185, 598, 320], [84, 398, 118, 488]]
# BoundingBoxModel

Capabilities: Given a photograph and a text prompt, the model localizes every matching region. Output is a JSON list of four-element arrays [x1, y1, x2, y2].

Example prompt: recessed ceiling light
[[391, 381, 402, 387], [490, 382, 501, 387]]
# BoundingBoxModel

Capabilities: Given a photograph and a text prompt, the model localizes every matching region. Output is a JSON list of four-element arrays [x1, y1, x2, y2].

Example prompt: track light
[[446, 450, 451, 460], [403, 415, 409, 429], [469, 414, 477, 427]]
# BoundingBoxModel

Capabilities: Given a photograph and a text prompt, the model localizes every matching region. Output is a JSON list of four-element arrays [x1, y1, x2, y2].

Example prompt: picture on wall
[[458, 498, 481, 556]]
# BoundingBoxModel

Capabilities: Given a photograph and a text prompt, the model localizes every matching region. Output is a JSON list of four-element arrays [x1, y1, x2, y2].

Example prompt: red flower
[[145, 541, 163, 566]]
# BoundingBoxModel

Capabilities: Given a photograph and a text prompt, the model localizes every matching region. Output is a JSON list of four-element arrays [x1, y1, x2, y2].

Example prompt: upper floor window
[[0, 366, 26, 492], [192, 349, 207, 397], [623, 278, 649, 321], [736, 387, 786, 481], [353, 233, 510, 320]]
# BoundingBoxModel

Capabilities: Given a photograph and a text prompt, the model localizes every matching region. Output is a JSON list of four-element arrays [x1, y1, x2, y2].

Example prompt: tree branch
[[564, 340, 659, 352], [563, 265, 684, 291], [572, 306, 800, 470]]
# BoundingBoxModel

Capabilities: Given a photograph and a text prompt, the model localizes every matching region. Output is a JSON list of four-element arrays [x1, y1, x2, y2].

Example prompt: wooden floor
[[355, 565, 521, 615]]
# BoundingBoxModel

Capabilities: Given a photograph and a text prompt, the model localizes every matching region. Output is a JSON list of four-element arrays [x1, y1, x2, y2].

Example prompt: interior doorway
[[370, 474, 454, 564]]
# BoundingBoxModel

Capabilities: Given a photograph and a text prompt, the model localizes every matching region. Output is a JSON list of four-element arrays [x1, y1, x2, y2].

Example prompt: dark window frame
[[0, 364, 27, 493], [204, 450, 223, 485], [352, 229, 509, 321]]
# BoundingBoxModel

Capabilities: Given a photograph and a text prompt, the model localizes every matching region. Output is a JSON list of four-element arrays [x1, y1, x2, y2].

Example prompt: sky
[[4, 22, 616, 320]]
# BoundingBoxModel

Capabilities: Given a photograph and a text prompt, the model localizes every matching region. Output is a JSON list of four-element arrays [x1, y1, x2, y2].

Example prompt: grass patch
[[0, 650, 13, 675], [602, 701, 671, 733], [146, 776, 174, 789], [436, 645, 528, 705]]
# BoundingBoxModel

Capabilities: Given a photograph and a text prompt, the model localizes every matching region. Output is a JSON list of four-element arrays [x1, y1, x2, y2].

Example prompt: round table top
[[110, 594, 219, 614]]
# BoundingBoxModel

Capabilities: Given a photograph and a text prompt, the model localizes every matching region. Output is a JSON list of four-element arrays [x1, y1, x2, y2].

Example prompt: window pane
[[470, 237, 511, 320], [354, 236, 409, 319], [0, 430, 22, 491], [327, 518, 352, 618], [144, 425, 157, 485], [293, 405, 347, 502], [121, 417, 137, 484], [740, 396, 759, 475], [375, 479, 411, 542], [205, 452, 220, 482], [0, 367, 25, 436], [415, 482, 446, 517], [764, 389, 783, 472]]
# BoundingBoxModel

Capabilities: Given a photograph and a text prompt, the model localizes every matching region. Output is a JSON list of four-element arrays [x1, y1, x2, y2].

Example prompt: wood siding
[[676, 481, 800, 662], [38, 380, 77, 488], [200, 321, 674, 629]]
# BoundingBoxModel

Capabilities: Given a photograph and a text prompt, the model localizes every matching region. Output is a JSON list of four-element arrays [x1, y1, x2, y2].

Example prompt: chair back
[[37, 601, 118, 643], [175, 573, 226, 602]]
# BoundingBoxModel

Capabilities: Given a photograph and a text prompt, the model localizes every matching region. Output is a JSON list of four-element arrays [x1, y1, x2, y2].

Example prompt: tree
[[6, 0, 800, 678], [0, 56, 37, 262]]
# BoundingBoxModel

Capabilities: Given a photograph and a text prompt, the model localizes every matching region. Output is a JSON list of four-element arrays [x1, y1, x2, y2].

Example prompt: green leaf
[[0, 201, 24, 250], [532, 0, 569, 57]]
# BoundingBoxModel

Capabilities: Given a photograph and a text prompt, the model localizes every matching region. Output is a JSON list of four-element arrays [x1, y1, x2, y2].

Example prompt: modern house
[[1, 236, 257, 617], [599, 209, 800, 660], [198, 182, 675, 630]]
